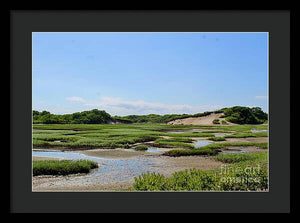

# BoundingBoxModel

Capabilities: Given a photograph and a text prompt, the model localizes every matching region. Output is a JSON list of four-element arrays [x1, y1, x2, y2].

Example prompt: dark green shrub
[[222, 106, 267, 124], [213, 119, 220, 124]]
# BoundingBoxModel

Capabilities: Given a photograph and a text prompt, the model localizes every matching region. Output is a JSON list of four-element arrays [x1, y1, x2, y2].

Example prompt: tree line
[[33, 106, 268, 124], [33, 109, 113, 124]]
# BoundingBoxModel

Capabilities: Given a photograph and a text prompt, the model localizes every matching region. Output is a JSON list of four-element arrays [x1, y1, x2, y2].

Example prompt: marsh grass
[[208, 137, 226, 141], [164, 147, 217, 157], [32, 124, 268, 191], [154, 139, 195, 149], [134, 152, 268, 191], [32, 159, 98, 176], [163, 141, 268, 157], [224, 132, 268, 138], [214, 152, 267, 163], [134, 144, 148, 151], [32, 124, 268, 150], [205, 142, 268, 149]]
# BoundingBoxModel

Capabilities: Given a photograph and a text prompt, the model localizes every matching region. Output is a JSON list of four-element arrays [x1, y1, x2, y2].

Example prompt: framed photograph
[[10, 10, 291, 213]]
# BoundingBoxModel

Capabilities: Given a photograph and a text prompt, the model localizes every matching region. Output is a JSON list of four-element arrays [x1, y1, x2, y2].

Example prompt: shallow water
[[33, 150, 91, 160], [167, 131, 185, 134], [221, 150, 248, 154], [32, 150, 157, 183], [251, 129, 267, 133], [214, 133, 226, 137], [146, 147, 163, 153], [194, 139, 211, 148]]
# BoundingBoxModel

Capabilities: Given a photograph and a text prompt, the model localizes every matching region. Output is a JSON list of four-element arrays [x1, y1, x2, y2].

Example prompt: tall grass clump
[[33, 160, 98, 176], [215, 152, 268, 164], [164, 147, 218, 157], [154, 139, 195, 149], [133, 152, 268, 191], [134, 144, 148, 151], [133, 172, 171, 191], [215, 153, 257, 163], [206, 142, 268, 149], [208, 137, 226, 141], [133, 167, 268, 191]]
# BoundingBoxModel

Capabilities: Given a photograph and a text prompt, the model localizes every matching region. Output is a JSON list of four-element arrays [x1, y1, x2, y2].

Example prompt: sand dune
[[167, 113, 235, 125]]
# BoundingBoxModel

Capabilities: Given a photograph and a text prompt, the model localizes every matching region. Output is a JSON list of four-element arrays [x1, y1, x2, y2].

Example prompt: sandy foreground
[[32, 152, 225, 192]]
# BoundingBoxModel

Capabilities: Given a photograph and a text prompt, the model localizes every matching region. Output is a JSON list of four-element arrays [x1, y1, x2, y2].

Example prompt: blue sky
[[32, 32, 268, 115]]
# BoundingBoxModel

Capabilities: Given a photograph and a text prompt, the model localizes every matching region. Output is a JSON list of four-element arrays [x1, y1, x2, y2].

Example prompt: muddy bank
[[220, 146, 267, 154], [32, 156, 62, 161], [223, 137, 268, 143], [33, 145, 115, 151]]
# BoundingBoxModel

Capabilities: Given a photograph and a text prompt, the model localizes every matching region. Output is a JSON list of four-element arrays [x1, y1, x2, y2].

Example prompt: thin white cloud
[[83, 96, 222, 116], [65, 96, 86, 103], [255, 96, 268, 100]]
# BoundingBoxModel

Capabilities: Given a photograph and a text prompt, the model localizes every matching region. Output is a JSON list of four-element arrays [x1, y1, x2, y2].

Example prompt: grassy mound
[[134, 144, 148, 151], [208, 136, 226, 141], [33, 159, 98, 176], [163, 142, 268, 157], [163, 147, 218, 157]]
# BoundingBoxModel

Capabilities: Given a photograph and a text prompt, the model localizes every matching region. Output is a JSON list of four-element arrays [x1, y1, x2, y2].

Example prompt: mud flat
[[32, 150, 224, 191], [78, 148, 146, 159]]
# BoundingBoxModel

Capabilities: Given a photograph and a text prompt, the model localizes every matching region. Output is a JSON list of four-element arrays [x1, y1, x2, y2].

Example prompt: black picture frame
[[10, 10, 291, 213]]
